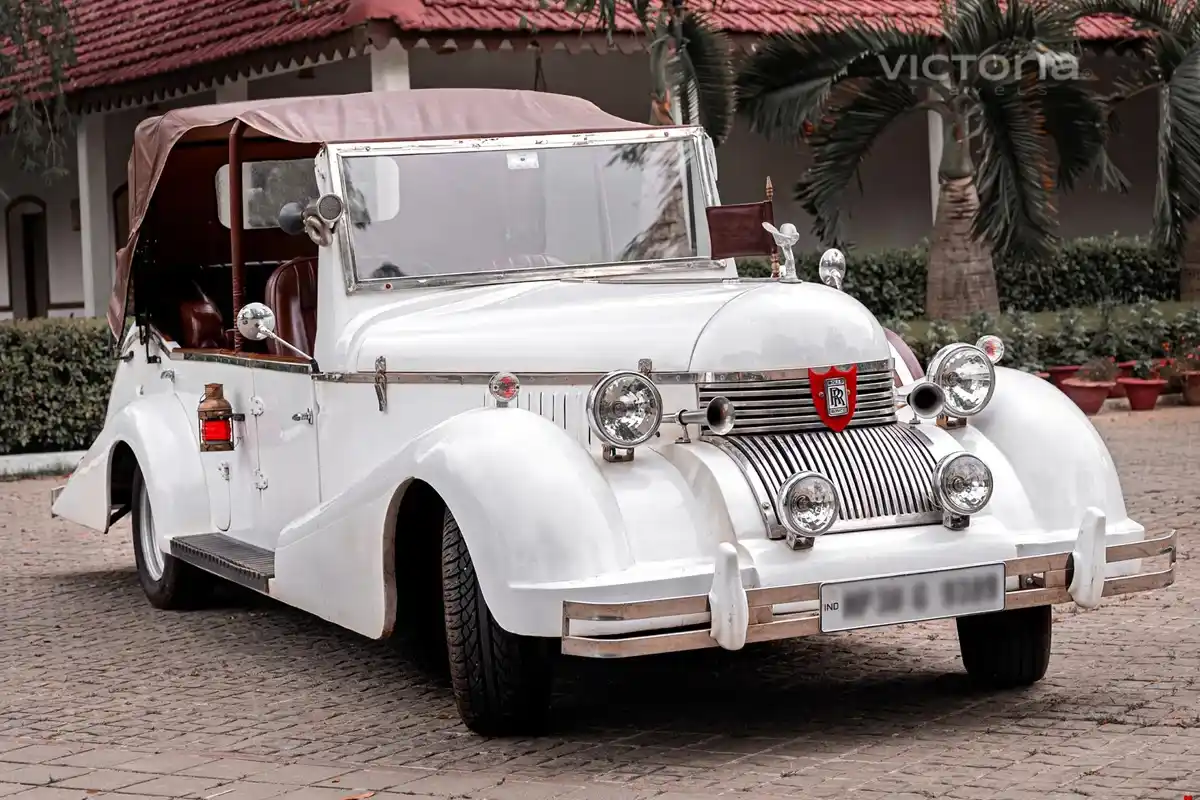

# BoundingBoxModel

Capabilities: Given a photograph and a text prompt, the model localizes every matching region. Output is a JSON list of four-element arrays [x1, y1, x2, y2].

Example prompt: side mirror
[[236, 302, 316, 364], [236, 302, 277, 341], [819, 248, 846, 290], [278, 202, 306, 236]]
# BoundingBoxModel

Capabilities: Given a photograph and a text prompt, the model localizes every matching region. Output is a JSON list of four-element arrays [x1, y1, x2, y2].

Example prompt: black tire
[[442, 508, 557, 735], [956, 605, 1052, 689], [131, 466, 214, 610]]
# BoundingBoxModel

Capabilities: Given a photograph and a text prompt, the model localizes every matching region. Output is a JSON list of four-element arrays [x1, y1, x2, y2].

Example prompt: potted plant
[[1045, 309, 1091, 388], [1090, 301, 1138, 398], [1060, 357, 1117, 416], [1177, 345, 1200, 406], [1117, 360, 1168, 411]]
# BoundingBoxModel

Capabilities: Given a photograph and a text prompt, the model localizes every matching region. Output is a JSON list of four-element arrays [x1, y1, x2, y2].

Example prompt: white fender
[[272, 407, 639, 638], [51, 393, 213, 537], [961, 367, 1130, 532]]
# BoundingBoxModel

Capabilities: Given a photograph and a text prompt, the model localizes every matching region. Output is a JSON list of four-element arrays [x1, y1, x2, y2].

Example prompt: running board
[[170, 533, 275, 593]]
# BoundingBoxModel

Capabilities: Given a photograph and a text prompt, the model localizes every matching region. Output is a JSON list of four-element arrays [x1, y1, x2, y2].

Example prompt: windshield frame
[[327, 127, 720, 295]]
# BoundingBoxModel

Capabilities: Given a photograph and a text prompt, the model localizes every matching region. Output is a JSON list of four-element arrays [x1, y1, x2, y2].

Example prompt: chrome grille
[[710, 425, 939, 533], [698, 361, 897, 435]]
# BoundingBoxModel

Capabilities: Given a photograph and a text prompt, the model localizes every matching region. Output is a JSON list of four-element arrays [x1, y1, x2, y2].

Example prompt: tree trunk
[[1181, 217, 1200, 301], [925, 177, 1002, 319]]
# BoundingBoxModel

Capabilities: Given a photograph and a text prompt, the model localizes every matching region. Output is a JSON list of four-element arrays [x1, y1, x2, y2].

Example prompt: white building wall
[[0, 48, 1164, 323]]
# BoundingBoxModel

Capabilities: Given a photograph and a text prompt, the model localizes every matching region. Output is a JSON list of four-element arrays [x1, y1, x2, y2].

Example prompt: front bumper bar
[[561, 523, 1177, 659]]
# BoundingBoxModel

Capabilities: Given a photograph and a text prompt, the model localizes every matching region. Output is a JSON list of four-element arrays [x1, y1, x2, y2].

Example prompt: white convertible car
[[52, 88, 1176, 735]]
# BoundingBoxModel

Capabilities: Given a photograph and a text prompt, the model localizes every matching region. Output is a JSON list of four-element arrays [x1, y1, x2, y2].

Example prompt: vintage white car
[[53, 88, 1176, 736]]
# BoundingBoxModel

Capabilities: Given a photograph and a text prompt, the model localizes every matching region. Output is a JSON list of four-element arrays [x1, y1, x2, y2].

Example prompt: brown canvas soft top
[[111, 87, 653, 337]]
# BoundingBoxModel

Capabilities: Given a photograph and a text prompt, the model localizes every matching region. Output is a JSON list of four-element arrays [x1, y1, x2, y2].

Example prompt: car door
[[249, 364, 321, 547]]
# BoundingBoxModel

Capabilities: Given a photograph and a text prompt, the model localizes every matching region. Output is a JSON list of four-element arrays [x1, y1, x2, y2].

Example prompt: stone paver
[[1, 400, 1197, 799]]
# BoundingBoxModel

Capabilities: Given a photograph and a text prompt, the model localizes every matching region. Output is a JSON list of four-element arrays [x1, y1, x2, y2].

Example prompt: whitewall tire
[[130, 466, 214, 610]]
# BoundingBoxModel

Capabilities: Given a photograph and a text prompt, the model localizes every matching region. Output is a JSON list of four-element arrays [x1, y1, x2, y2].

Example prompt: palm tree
[[532, 0, 735, 144], [736, 0, 1120, 318], [1060, 0, 1200, 300]]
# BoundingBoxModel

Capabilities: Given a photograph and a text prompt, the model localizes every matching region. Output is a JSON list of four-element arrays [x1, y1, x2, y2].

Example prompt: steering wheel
[[494, 254, 568, 269]]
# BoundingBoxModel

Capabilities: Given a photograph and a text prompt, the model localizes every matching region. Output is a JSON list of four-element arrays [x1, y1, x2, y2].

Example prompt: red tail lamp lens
[[202, 419, 232, 443]]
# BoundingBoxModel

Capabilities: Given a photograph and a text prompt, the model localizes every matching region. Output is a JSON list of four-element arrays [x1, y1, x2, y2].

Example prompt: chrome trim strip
[[311, 360, 893, 385], [169, 350, 313, 374], [700, 433, 787, 539], [329, 128, 723, 295]]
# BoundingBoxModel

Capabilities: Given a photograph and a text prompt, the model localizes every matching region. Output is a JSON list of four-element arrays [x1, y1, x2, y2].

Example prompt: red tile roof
[[9, 0, 1140, 105]]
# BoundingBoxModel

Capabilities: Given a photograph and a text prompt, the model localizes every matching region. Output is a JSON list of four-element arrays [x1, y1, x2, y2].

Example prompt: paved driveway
[[0, 403, 1196, 800]]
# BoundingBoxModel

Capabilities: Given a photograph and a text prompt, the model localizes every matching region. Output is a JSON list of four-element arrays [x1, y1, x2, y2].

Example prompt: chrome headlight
[[927, 343, 995, 417], [587, 370, 663, 448], [932, 453, 993, 515], [777, 471, 839, 537]]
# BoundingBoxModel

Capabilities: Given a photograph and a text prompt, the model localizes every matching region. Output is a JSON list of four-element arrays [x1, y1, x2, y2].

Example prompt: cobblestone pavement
[[0, 402, 1196, 800]]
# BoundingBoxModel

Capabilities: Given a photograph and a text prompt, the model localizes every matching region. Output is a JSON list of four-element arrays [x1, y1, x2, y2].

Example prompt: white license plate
[[819, 563, 1005, 633]]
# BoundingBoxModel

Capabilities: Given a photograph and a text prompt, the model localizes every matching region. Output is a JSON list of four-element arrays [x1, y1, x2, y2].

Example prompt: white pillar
[[215, 78, 249, 103], [370, 39, 410, 91], [928, 108, 942, 223], [76, 114, 113, 319]]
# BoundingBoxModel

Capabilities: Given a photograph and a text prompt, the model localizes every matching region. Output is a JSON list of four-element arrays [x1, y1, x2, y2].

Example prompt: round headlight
[[928, 344, 995, 417], [932, 453, 993, 515], [777, 471, 839, 536], [586, 370, 663, 448]]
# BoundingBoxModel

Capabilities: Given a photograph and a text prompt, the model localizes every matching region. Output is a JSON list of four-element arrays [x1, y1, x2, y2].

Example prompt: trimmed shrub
[[737, 235, 1178, 321], [0, 318, 114, 455]]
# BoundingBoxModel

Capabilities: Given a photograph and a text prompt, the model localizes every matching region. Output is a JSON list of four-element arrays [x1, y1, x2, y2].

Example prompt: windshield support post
[[228, 120, 246, 351]]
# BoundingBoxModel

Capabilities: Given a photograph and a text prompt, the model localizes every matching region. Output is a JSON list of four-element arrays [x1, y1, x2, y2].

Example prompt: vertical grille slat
[[715, 425, 940, 531]]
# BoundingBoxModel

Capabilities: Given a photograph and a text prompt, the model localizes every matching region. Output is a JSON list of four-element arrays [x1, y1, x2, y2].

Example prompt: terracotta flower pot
[[1109, 360, 1137, 398], [1046, 365, 1081, 388], [1183, 371, 1200, 406], [1060, 378, 1114, 416], [1117, 377, 1167, 411]]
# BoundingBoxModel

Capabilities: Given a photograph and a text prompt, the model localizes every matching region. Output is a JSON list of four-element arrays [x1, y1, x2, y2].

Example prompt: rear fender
[[272, 407, 633, 638], [52, 393, 212, 536]]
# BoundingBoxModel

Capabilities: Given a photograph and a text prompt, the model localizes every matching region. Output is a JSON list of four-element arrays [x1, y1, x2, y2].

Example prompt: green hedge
[[0, 319, 114, 455], [737, 235, 1179, 321]]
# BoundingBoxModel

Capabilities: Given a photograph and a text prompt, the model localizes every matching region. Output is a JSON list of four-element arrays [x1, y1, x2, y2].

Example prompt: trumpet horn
[[899, 380, 945, 419], [676, 396, 737, 436]]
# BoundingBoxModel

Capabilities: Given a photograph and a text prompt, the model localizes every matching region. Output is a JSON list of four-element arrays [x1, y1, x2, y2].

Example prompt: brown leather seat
[[263, 258, 318, 356], [178, 283, 228, 349]]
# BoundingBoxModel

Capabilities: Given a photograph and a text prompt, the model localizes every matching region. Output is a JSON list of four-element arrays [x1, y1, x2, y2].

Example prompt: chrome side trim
[[312, 360, 893, 385], [169, 350, 313, 374], [560, 530, 1178, 658], [701, 433, 786, 539]]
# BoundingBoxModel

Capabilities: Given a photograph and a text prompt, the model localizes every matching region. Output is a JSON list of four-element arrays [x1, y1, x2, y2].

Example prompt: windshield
[[338, 137, 712, 283]]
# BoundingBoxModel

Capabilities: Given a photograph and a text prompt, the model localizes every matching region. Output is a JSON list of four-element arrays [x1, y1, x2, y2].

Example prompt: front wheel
[[442, 508, 557, 735], [131, 466, 214, 610], [956, 605, 1052, 688]]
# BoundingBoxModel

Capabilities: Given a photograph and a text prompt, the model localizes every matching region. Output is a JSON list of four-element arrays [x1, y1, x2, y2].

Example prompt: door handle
[[292, 409, 313, 424]]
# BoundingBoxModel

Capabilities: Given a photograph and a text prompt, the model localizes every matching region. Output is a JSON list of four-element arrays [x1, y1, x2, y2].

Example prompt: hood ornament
[[762, 222, 800, 282]]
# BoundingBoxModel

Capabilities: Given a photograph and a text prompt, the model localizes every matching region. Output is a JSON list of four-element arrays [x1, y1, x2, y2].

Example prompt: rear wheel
[[131, 466, 214, 610], [957, 605, 1052, 688], [442, 508, 557, 735]]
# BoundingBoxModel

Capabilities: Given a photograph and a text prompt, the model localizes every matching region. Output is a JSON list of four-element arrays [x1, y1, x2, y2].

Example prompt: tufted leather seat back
[[263, 258, 318, 356]]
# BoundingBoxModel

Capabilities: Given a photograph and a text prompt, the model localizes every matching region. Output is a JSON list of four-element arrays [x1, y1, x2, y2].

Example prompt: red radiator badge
[[809, 364, 858, 432]]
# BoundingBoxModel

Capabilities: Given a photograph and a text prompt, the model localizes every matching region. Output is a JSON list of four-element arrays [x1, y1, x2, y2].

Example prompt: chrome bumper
[[561, 524, 1177, 659]]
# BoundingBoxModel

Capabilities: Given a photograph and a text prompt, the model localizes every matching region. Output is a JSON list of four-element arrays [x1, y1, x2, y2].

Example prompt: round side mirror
[[315, 193, 345, 224], [236, 302, 277, 341], [819, 248, 846, 290], [278, 202, 306, 236]]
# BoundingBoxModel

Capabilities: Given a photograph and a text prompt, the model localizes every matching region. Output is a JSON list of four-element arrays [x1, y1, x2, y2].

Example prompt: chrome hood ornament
[[762, 222, 800, 282]]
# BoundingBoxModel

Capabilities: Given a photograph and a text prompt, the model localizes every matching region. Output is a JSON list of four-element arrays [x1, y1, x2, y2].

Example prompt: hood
[[337, 280, 891, 374]]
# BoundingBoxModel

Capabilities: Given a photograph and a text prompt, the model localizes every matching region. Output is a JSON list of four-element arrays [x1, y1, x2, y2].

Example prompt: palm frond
[[945, 0, 1077, 60], [794, 79, 921, 246], [673, 10, 735, 145], [971, 71, 1060, 259], [1153, 44, 1200, 253], [1035, 80, 1125, 191], [735, 23, 938, 141]]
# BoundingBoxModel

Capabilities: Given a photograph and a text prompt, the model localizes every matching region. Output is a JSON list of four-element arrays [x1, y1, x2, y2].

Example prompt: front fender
[[272, 408, 637, 638], [963, 367, 1130, 531], [52, 393, 212, 536]]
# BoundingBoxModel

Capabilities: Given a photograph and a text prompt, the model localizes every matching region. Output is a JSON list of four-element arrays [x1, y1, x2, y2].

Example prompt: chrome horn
[[675, 396, 736, 443], [898, 380, 945, 420]]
